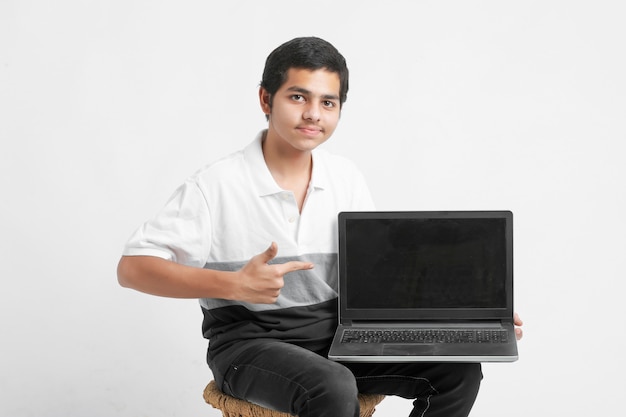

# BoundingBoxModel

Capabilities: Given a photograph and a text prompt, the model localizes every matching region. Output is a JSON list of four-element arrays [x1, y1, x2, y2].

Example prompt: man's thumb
[[259, 241, 278, 263]]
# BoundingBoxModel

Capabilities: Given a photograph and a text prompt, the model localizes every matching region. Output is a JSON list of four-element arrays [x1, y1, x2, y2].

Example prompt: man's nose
[[303, 103, 321, 121]]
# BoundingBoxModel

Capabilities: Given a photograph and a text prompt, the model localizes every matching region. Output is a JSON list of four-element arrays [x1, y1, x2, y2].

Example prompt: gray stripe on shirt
[[199, 253, 338, 312]]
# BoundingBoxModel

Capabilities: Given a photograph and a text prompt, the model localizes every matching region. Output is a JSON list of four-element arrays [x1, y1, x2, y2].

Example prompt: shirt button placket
[[280, 192, 299, 239]]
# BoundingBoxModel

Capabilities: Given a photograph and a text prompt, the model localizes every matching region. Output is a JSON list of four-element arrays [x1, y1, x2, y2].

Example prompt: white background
[[2, 1, 625, 416]]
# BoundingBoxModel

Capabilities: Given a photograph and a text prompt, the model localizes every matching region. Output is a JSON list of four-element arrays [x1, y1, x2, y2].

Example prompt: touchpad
[[383, 344, 438, 356]]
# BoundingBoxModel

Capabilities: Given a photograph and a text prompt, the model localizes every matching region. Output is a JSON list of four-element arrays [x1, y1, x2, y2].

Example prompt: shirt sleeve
[[122, 178, 211, 268]]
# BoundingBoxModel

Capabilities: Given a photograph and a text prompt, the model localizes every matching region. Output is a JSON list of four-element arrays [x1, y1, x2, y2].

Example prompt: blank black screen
[[345, 217, 507, 309]]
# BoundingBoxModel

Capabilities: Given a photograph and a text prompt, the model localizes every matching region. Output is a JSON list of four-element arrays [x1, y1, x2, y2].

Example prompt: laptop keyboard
[[341, 329, 509, 344]]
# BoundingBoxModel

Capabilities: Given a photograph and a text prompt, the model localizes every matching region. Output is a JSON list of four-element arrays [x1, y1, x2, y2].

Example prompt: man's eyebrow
[[286, 86, 340, 101]]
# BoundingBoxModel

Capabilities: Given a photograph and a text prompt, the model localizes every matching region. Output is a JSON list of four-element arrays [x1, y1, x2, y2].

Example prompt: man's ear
[[259, 87, 271, 116]]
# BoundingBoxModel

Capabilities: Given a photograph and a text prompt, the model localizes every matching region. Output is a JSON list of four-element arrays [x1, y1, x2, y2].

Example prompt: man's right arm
[[117, 255, 238, 299], [117, 242, 314, 304]]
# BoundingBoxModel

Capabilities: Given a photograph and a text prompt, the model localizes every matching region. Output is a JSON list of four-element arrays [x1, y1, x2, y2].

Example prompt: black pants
[[209, 338, 482, 417]]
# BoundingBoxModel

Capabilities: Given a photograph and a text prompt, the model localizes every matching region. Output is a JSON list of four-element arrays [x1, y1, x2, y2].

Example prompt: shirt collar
[[244, 130, 327, 197], [310, 150, 328, 191]]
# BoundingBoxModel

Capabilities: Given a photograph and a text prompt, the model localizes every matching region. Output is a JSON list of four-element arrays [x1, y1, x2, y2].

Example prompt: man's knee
[[458, 363, 483, 394], [445, 362, 482, 408], [299, 362, 359, 417]]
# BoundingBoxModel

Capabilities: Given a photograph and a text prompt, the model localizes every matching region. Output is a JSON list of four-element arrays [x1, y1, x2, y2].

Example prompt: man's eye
[[291, 94, 304, 101], [323, 100, 336, 108]]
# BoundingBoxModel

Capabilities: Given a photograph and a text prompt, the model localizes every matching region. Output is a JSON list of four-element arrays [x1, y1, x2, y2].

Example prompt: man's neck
[[262, 131, 313, 212], [263, 130, 312, 175]]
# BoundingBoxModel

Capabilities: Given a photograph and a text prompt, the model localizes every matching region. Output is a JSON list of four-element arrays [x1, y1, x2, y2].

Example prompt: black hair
[[260, 37, 349, 116]]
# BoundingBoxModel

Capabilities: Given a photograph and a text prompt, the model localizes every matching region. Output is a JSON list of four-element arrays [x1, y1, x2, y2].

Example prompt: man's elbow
[[117, 256, 136, 289]]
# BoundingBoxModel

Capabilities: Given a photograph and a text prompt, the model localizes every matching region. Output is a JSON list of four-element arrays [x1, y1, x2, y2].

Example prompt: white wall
[[1, 1, 624, 416]]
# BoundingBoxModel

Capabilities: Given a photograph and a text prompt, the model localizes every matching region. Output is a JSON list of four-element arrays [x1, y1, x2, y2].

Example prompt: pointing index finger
[[280, 261, 315, 274]]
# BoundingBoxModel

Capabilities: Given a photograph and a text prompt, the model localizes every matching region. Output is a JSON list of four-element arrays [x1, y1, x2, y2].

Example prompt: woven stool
[[204, 380, 385, 417]]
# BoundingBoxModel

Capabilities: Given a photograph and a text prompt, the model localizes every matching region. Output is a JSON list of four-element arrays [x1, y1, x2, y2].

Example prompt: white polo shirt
[[123, 130, 374, 352]]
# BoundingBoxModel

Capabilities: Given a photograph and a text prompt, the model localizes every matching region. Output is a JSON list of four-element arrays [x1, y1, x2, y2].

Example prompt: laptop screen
[[338, 211, 513, 321]]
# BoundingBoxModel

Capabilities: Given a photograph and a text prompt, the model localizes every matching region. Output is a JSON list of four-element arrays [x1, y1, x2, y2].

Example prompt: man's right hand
[[235, 242, 314, 304]]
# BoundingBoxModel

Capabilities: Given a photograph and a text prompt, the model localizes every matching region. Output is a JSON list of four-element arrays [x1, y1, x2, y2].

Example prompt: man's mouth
[[297, 126, 323, 135]]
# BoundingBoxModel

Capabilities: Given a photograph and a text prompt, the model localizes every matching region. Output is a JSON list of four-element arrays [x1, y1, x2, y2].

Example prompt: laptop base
[[328, 323, 518, 363]]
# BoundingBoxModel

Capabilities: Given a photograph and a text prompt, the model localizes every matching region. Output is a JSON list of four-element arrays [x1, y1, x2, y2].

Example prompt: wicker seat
[[203, 380, 385, 417]]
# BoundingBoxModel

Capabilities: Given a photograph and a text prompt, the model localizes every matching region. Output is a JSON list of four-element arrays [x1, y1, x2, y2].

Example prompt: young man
[[118, 37, 522, 417]]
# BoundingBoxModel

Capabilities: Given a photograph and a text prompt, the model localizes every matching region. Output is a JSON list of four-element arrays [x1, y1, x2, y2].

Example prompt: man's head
[[260, 37, 349, 120]]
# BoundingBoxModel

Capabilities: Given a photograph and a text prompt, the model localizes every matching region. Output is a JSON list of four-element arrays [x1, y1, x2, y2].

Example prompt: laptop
[[327, 211, 518, 362]]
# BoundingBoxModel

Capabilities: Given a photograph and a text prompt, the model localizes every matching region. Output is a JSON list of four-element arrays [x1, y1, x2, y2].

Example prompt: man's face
[[260, 68, 342, 153]]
